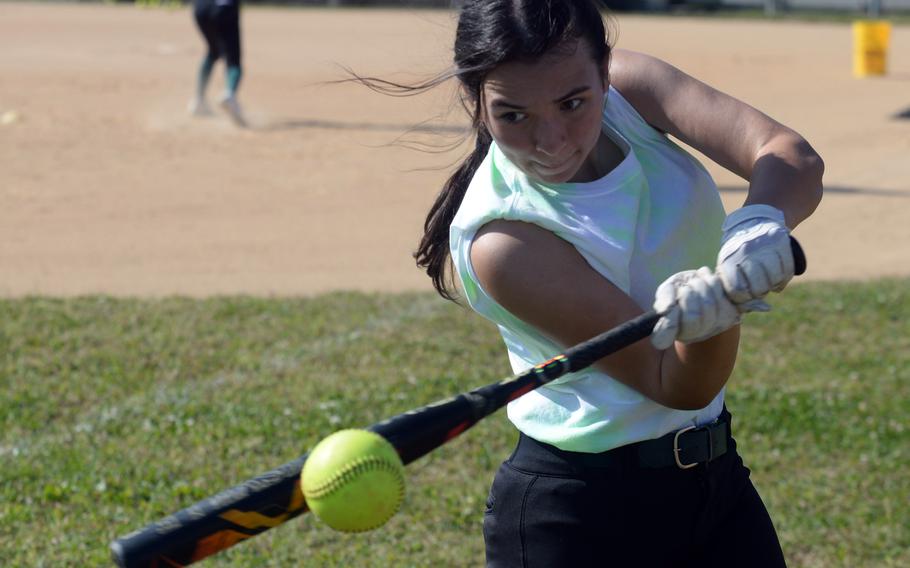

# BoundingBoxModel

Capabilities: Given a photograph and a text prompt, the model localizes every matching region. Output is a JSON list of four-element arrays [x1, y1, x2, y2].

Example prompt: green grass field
[[1, 279, 907, 566]]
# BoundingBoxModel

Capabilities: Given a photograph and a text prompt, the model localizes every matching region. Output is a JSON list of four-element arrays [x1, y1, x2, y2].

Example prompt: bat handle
[[790, 236, 807, 276]]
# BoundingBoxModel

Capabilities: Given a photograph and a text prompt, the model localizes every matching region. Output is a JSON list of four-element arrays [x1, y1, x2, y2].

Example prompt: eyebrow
[[490, 86, 592, 110]]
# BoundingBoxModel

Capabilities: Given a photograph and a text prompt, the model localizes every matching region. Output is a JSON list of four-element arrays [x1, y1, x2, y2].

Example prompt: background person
[[353, 0, 824, 565], [190, 0, 246, 126]]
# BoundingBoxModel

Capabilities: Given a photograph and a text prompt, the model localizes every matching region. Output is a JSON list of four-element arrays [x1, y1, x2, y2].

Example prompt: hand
[[651, 267, 742, 350], [716, 204, 794, 310]]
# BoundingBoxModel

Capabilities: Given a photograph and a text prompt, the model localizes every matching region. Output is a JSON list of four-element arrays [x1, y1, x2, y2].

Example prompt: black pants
[[193, 0, 241, 67], [483, 412, 786, 567]]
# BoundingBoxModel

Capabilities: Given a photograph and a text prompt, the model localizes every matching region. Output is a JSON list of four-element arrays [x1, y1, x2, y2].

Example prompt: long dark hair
[[356, 1, 612, 300]]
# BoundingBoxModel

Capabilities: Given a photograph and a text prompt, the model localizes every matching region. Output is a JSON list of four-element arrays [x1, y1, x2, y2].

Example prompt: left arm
[[611, 50, 822, 304], [609, 49, 823, 229]]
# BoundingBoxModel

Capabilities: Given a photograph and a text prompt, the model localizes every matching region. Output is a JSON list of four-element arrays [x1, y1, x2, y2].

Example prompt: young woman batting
[[361, 1, 823, 565]]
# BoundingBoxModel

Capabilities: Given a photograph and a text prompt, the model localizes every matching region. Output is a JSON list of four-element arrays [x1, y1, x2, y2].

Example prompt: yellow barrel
[[853, 20, 892, 77]]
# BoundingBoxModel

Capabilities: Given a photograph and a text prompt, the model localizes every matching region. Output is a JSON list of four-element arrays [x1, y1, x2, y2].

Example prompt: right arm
[[470, 220, 739, 410]]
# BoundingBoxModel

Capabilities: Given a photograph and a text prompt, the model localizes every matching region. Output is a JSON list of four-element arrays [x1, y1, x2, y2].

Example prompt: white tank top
[[449, 86, 727, 452]]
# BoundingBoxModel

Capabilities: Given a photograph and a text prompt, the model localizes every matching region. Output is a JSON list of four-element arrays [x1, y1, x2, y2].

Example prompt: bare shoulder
[[470, 219, 617, 308], [608, 49, 672, 94], [469, 219, 639, 339], [609, 49, 726, 139], [470, 220, 570, 288], [609, 49, 687, 117]]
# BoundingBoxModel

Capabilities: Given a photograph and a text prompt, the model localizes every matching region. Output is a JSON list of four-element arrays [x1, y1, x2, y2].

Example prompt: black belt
[[637, 415, 729, 469], [527, 410, 731, 471]]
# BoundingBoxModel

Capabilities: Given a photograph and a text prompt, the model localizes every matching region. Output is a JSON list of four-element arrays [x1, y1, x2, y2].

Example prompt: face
[[481, 40, 608, 184]]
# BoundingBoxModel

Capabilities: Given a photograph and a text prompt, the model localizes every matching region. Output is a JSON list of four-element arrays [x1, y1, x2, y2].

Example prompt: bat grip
[[790, 236, 807, 276]]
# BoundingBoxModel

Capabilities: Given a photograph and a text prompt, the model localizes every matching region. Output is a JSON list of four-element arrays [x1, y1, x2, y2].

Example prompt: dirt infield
[[1, 3, 908, 297]]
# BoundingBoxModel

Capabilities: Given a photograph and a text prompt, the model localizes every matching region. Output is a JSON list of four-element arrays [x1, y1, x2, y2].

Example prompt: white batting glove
[[651, 267, 742, 350], [717, 205, 794, 311]]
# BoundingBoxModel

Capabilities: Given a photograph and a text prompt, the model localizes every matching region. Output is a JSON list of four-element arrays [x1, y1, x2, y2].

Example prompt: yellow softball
[[301, 429, 405, 532]]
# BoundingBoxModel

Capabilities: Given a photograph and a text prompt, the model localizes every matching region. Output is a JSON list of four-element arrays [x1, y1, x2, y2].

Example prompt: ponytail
[[415, 124, 492, 301], [335, 67, 491, 302], [350, 0, 611, 300]]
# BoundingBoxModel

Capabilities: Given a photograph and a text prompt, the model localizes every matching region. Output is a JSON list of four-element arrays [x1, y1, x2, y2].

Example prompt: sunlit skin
[[481, 40, 624, 184]]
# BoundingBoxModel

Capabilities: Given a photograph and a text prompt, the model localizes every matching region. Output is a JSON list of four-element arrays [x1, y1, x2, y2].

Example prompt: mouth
[[532, 153, 577, 176]]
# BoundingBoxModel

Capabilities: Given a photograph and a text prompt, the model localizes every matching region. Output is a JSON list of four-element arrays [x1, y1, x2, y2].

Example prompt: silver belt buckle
[[673, 426, 698, 469]]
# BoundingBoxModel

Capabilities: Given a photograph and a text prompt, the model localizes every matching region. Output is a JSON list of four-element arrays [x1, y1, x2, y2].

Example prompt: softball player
[[189, 0, 245, 126], [362, 0, 822, 565]]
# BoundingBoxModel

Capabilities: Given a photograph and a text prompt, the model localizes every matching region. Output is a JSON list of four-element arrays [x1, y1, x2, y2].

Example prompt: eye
[[561, 98, 583, 112], [498, 111, 528, 124]]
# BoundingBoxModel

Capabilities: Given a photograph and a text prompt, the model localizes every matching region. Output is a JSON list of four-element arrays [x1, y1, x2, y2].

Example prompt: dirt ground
[[1, 3, 908, 297]]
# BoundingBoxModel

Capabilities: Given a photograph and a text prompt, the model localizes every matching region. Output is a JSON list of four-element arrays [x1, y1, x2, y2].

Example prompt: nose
[[534, 118, 567, 157]]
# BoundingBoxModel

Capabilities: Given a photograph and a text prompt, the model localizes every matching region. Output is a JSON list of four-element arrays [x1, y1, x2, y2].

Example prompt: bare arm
[[470, 220, 739, 410], [609, 49, 824, 229]]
